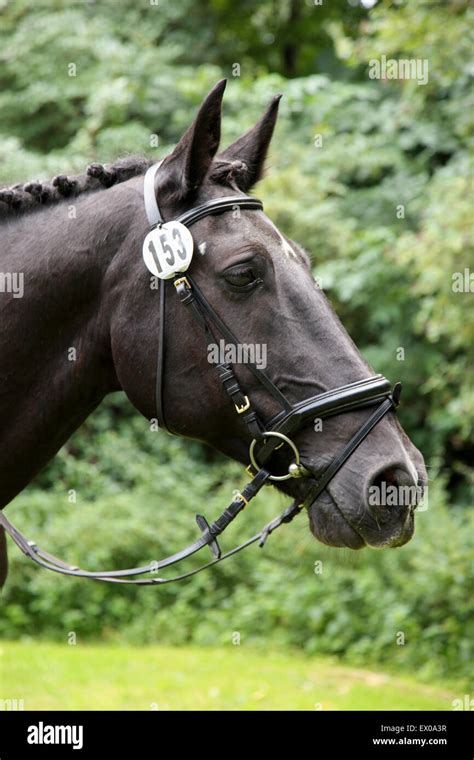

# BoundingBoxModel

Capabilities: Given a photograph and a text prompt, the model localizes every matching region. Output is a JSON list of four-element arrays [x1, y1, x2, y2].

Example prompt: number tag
[[142, 221, 194, 279]]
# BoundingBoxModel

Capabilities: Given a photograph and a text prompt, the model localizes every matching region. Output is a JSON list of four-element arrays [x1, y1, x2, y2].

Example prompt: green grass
[[0, 641, 459, 711]]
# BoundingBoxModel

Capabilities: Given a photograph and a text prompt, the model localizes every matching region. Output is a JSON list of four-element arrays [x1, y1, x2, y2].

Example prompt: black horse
[[0, 81, 426, 586]]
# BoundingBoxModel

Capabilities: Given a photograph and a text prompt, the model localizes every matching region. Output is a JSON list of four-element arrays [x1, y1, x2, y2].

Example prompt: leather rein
[[0, 163, 402, 585]]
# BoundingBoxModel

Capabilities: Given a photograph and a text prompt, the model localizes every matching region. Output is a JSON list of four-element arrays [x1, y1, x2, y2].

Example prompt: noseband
[[0, 163, 402, 585]]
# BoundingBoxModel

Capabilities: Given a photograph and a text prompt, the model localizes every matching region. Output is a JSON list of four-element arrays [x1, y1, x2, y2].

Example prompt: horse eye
[[224, 268, 258, 289]]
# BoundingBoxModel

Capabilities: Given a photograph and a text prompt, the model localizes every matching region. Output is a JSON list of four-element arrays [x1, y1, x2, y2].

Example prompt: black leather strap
[[154, 198, 267, 436], [299, 395, 397, 509], [188, 275, 293, 412], [155, 278, 168, 430], [0, 467, 272, 582], [176, 196, 263, 227], [258, 392, 398, 547], [255, 375, 394, 464]]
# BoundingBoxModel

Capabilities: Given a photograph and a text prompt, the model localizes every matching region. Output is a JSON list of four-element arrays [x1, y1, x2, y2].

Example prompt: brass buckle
[[235, 491, 249, 507], [235, 395, 250, 414], [174, 276, 191, 290]]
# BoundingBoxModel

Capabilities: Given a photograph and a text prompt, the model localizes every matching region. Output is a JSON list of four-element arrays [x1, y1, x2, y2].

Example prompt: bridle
[[0, 162, 402, 585]]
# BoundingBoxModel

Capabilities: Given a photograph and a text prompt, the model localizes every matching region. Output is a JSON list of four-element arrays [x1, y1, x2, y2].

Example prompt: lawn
[[0, 641, 459, 710]]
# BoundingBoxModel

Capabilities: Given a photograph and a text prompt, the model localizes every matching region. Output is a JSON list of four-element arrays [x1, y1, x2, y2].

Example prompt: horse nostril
[[376, 468, 399, 487], [368, 467, 418, 510]]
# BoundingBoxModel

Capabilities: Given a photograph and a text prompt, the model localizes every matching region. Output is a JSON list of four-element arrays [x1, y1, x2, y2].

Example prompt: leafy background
[[0, 0, 472, 688]]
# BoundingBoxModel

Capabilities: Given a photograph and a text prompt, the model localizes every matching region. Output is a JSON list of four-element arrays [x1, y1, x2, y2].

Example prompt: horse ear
[[217, 94, 282, 192], [161, 79, 226, 199]]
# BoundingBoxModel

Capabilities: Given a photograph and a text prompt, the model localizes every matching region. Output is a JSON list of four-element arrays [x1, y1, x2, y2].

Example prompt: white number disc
[[142, 221, 194, 279]]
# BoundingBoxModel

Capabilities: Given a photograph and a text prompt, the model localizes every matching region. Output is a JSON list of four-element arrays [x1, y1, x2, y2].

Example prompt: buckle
[[235, 491, 249, 507], [235, 395, 250, 414], [173, 276, 191, 290]]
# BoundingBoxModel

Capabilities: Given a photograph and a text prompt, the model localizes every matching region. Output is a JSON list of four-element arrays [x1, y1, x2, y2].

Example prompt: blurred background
[[0, 0, 472, 709]]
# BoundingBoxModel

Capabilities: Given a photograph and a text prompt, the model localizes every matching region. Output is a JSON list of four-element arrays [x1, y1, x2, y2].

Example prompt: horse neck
[[0, 187, 135, 506]]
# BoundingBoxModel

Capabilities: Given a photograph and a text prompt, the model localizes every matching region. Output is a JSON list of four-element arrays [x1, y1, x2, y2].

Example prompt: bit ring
[[249, 431, 300, 481]]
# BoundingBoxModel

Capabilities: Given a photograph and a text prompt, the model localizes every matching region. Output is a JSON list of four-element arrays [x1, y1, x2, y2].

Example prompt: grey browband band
[[143, 161, 164, 225]]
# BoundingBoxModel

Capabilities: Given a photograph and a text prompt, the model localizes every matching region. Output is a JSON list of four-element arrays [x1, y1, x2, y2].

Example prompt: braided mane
[[0, 154, 252, 224], [0, 156, 154, 222]]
